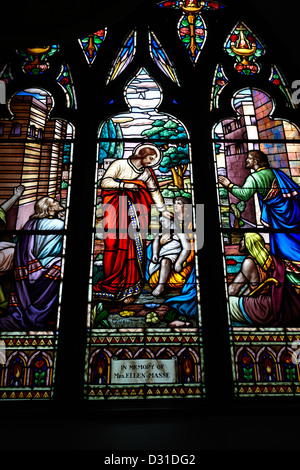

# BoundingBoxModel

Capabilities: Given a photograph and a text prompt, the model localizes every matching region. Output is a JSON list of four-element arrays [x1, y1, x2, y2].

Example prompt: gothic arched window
[[0, 1, 299, 415]]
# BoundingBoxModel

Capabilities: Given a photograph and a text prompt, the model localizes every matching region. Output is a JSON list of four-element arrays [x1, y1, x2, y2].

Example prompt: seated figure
[[148, 196, 194, 296], [0, 196, 64, 331], [229, 232, 300, 326]]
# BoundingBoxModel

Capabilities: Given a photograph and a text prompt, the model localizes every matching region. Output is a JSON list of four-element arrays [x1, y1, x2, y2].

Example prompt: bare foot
[[152, 285, 164, 296], [124, 296, 135, 304], [169, 320, 191, 328]]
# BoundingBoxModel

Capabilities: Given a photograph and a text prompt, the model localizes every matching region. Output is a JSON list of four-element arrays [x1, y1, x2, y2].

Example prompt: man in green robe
[[219, 149, 300, 288], [219, 150, 280, 204]]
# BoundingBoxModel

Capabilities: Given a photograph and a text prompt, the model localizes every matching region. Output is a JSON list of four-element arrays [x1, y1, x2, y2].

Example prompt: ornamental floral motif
[[56, 63, 77, 109], [17, 45, 59, 75], [210, 63, 228, 110], [224, 21, 265, 75], [157, 1, 224, 64], [78, 29, 107, 66], [269, 64, 295, 108]]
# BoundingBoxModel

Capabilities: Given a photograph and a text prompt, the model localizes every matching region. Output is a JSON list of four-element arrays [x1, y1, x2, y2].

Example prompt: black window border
[[0, 0, 300, 451]]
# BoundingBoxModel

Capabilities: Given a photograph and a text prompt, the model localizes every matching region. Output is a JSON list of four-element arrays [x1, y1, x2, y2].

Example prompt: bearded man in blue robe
[[219, 149, 300, 289]]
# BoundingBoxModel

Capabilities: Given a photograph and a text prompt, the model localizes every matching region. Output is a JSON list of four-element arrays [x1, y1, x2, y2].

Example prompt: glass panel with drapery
[[0, 87, 74, 399]]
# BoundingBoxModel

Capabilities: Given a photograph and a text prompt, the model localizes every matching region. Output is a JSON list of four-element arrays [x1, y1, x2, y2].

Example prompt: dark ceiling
[[1, 0, 297, 48], [1, 1, 298, 85]]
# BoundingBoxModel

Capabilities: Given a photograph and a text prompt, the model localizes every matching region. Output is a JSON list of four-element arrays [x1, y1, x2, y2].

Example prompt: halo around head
[[133, 143, 162, 167]]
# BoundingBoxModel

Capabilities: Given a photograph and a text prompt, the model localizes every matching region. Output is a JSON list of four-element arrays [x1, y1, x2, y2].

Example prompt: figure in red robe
[[93, 144, 173, 304]]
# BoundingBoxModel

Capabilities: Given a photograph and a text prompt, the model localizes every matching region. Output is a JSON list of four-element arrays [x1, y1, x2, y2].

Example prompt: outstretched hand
[[174, 260, 182, 273], [161, 210, 174, 219], [13, 185, 25, 197], [124, 182, 138, 190], [218, 175, 231, 188], [152, 254, 158, 263]]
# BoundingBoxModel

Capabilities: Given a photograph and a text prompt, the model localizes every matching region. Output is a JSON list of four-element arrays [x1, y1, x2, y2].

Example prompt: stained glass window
[[214, 86, 300, 397], [210, 63, 228, 110], [85, 68, 204, 400], [269, 64, 295, 109], [0, 88, 73, 399], [17, 46, 59, 75], [0, 0, 299, 414], [148, 30, 180, 85], [0, 63, 13, 85], [106, 30, 137, 84], [156, 1, 224, 64], [78, 29, 107, 66], [224, 22, 265, 75], [57, 64, 77, 109]]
